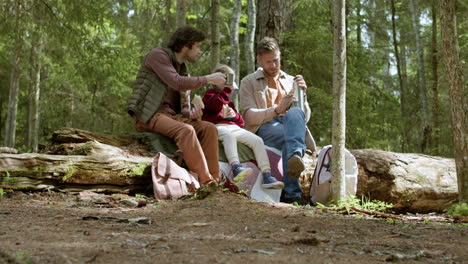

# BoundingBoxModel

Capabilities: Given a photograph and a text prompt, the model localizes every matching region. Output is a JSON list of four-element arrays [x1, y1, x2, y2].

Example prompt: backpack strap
[[309, 147, 332, 191], [316, 147, 332, 184]]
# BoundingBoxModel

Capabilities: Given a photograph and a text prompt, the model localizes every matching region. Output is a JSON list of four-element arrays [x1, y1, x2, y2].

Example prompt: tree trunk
[[230, 0, 241, 109], [210, 0, 220, 67], [27, 0, 43, 152], [410, 0, 431, 153], [390, 0, 409, 152], [230, 0, 241, 84], [256, 0, 291, 45], [400, 45, 411, 151], [331, 0, 347, 203], [176, 0, 186, 28], [431, 2, 441, 154], [164, 0, 173, 37], [356, 0, 361, 46], [244, 0, 256, 74], [4, 0, 24, 148], [440, 0, 467, 203]]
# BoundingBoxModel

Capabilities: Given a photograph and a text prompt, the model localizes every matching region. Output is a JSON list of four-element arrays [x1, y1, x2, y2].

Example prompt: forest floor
[[0, 188, 467, 264]]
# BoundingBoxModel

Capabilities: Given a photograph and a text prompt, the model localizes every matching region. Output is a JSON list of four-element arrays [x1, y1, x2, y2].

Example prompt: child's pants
[[216, 124, 270, 172]]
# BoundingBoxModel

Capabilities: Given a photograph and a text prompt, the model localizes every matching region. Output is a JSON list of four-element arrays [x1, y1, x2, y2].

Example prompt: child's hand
[[225, 107, 236, 118], [190, 104, 203, 120]]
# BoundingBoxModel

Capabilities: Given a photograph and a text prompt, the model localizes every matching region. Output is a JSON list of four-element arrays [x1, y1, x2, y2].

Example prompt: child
[[201, 64, 284, 189]]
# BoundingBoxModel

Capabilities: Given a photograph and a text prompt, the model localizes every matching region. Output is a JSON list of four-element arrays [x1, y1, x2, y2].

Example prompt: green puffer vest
[[127, 48, 187, 124]]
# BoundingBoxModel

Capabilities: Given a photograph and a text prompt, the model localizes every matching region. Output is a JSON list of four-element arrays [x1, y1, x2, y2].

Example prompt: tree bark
[[256, 0, 291, 45], [176, 0, 186, 28], [244, 0, 256, 74], [390, 0, 410, 152], [229, 0, 241, 109], [4, 0, 24, 148], [356, 0, 361, 46], [164, 0, 173, 37], [210, 0, 220, 67], [410, 0, 431, 153], [229, 0, 241, 84], [431, 2, 441, 154], [440, 0, 467, 202], [331, 0, 347, 203], [27, 0, 44, 152]]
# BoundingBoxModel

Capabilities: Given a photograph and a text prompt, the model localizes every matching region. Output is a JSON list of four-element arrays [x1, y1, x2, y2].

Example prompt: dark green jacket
[[127, 48, 187, 124]]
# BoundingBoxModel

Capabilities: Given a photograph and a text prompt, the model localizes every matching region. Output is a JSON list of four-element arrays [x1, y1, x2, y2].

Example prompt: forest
[[0, 1, 467, 263], [0, 0, 466, 158]]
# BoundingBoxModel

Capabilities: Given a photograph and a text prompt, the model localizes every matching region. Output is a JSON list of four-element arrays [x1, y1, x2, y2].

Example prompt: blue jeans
[[256, 107, 306, 199]]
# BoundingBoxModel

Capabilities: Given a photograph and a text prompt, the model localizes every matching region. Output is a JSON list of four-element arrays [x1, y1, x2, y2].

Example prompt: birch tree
[[440, 0, 467, 202], [229, 0, 241, 81], [331, 0, 347, 203], [4, 0, 25, 148], [27, 0, 44, 152], [244, 0, 256, 74]]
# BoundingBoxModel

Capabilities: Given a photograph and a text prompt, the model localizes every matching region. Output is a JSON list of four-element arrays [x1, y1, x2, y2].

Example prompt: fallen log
[[0, 153, 152, 193], [0, 128, 458, 213]]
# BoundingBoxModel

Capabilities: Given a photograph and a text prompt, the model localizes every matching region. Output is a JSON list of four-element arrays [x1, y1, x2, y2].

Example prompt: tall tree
[[410, 0, 431, 153], [256, 0, 291, 44], [431, 1, 441, 154], [4, 0, 25, 148], [390, 0, 410, 152], [244, 0, 256, 74], [176, 0, 186, 28], [331, 0, 347, 203], [27, 0, 44, 152], [356, 0, 362, 47], [210, 0, 220, 67], [440, 0, 467, 202], [229, 0, 241, 85]]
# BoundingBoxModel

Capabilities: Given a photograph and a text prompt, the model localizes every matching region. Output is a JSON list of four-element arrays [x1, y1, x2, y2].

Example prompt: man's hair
[[167, 26, 206, 52], [213, 64, 234, 75], [256, 37, 280, 56]]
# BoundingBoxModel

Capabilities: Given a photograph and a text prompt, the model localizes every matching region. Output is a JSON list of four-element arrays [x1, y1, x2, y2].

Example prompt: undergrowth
[[319, 195, 393, 214]]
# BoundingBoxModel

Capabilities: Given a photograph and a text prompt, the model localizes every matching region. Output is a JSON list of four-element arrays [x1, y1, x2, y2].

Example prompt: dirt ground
[[0, 188, 467, 264]]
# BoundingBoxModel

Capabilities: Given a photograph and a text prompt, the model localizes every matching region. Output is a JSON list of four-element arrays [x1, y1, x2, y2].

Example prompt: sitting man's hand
[[275, 94, 294, 115], [206, 72, 226, 86], [190, 104, 203, 120], [295, 75, 307, 92]]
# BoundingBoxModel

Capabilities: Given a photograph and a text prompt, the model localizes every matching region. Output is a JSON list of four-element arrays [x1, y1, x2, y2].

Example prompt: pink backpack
[[151, 152, 200, 200]]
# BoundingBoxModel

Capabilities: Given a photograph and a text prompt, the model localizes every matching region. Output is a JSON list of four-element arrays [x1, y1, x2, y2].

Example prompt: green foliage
[[0, 0, 461, 159], [446, 203, 468, 217], [322, 195, 393, 214], [0, 188, 5, 197]]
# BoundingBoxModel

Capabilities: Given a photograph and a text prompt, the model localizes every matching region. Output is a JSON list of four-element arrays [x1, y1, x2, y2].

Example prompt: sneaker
[[231, 164, 253, 183], [286, 153, 305, 178], [261, 172, 284, 189], [281, 196, 314, 206]]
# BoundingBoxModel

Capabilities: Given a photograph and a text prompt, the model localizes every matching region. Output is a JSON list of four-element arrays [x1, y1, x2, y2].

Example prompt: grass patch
[[446, 202, 468, 217]]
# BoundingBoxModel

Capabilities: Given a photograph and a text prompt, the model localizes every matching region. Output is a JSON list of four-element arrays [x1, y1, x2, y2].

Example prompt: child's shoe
[[231, 164, 253, 183], [261, 172, 284, 189]]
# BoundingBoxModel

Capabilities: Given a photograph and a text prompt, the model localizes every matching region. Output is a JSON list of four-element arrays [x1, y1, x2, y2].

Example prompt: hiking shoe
[[261, 172, 284, 189], [281, 196, 313, 206], [286, 153, 305, 178], [232, 164, 253, 183]]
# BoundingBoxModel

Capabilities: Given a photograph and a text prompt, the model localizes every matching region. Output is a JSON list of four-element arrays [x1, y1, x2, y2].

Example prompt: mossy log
[[0, 153, 152, 193]]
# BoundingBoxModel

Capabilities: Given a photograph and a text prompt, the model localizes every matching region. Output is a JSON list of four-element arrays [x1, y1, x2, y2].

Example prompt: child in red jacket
[[202, 65, 283, 189]]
